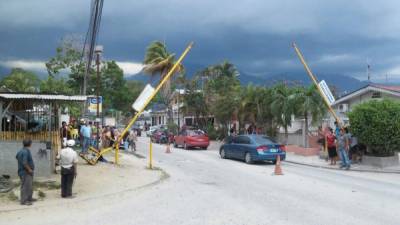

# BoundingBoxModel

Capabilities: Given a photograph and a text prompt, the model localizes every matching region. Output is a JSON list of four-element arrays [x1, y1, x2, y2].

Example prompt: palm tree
[[143, 41, 184, 124], [202, 61, 240, 138], [271, 83, 295, 144], [291, 85, 326, 147], [236, 85, 259, 133]]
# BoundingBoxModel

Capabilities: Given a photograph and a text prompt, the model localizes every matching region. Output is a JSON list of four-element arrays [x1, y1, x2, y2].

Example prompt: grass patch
[[33, 180, 61, 190], [38, 189, 46, 198], [7, 191, 18, 201]]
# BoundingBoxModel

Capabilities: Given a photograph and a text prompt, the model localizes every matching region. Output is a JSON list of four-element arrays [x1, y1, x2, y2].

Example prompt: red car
[[174, 129, 210, 150]]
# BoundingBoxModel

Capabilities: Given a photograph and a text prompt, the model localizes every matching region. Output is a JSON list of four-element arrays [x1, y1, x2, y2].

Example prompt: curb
[[0, 167, 169, 213], [285, 160, 400, 174]]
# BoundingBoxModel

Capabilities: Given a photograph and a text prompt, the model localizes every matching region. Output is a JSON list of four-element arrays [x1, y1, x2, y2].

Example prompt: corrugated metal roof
[[0, 93, 87, 101]]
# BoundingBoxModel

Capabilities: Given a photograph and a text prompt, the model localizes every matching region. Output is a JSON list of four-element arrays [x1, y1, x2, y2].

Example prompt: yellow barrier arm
[[292, 43, 341, 125], [113, 42, 194, 164]]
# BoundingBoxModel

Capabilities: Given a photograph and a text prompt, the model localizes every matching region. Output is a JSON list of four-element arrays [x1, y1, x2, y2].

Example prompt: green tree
[[271, 83, 295, 144], [143, 41, 184, 123], [205, 61, 240, 138], [46, 36, 89, 94], [97, 61, 144, 115], [236, 85, 258, 132], [348, 99, 400, 156], [291, 85, 326, 147], [181, 77, 209, 129], [0, 68, 40, 92], [40, 76, 73, 94]]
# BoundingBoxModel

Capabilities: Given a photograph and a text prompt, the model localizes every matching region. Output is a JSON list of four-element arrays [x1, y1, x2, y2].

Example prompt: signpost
[[318, 80, 335, 106], [87, 96, 103, 114], [132, 84, 155, 111]]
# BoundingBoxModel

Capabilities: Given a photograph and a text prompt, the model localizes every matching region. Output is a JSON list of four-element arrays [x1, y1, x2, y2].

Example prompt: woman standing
[[326, 128, 337, 165]]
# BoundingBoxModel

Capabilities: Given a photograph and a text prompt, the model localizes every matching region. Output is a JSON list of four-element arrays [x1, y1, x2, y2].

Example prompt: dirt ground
[[0, 150, 164, 212]]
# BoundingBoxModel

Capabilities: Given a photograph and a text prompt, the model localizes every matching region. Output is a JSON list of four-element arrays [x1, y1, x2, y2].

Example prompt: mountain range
[[0, 63, 368, 96], [126, 64, 368, 96]]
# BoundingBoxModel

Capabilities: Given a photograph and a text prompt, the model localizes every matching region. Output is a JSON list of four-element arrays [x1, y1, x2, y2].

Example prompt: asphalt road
[[2, 136, 400, 225]]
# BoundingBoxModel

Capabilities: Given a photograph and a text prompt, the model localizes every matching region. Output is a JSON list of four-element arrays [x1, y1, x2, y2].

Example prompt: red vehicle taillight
[[279, 145, 286, 152], [256, 146, 268, 152]]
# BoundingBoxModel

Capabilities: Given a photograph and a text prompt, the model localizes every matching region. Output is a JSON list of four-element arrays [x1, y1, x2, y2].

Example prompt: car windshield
[[252, 136, 276, 145], [187, 130, 205, 136]]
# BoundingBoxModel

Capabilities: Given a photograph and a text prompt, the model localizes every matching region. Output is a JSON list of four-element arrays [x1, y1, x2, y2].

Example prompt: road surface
[[1, 136, 399, 225]]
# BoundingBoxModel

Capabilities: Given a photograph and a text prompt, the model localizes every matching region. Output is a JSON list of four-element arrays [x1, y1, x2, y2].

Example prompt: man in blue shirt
[[80, 120, 91, 154], [16, 139, 35, 205]]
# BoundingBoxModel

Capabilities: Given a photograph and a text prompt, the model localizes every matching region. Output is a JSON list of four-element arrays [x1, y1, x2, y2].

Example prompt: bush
[[167, 122, 179, 135], [206, 124, 218, 140], [348, 99, 400, 156]]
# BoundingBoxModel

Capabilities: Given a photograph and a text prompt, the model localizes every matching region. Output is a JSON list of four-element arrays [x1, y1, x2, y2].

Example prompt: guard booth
[[0, 93, 87, 178]]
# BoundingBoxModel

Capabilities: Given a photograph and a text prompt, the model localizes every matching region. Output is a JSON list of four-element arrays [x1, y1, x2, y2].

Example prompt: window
[[187, 130, 205, 136], [372, 92, 381, 98], [233, 136, 251, 144], [253, 136, 276, 145]]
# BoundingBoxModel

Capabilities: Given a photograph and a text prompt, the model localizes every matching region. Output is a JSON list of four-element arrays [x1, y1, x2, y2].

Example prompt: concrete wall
[[0, 141, 53, 179]]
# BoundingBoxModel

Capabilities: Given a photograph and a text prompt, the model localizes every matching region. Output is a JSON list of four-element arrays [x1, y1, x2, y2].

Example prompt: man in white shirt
[[57, 139, 78, 198]]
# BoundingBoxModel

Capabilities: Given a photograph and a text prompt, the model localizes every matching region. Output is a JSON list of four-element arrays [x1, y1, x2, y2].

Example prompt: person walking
[[80, 120, 91, 155], [57, 140, 78, 198], [15, 139, 35, 205], [128, 130, 137, 151], [326, 128, 337, 165], [60, 121, 68, 146], [337, 128, 351, 170]]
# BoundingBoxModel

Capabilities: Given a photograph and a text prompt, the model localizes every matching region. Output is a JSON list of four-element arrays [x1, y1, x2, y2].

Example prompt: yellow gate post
[[292, 43, 342, 126], [149, 141, 153, 169]]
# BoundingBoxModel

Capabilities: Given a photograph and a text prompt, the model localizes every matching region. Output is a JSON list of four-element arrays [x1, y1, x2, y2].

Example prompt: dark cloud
[[1, 0, 400, 82]]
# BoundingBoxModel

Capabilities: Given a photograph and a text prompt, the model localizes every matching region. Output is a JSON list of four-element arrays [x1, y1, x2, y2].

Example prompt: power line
[[82, 0, 104, 96]]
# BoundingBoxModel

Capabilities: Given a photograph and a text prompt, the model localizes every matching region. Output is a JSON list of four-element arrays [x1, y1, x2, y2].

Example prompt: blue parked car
[[219, 135, 286, 164]]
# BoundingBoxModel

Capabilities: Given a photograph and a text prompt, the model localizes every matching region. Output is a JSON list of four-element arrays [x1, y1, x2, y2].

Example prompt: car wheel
[[173, 141, 178, 148], [245, 152, 253, 164], [184, 142, 189, 150], [272, 160, 277, 165], [220, 148, 226, 159], [202, 147, 208, 150]]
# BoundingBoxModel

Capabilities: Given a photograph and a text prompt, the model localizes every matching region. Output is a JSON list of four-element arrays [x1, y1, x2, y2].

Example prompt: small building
[[0, 93, 87, 178], [150, 103, 168, 126], [331, 83, 400, 126], [149, 89, 215, 129]]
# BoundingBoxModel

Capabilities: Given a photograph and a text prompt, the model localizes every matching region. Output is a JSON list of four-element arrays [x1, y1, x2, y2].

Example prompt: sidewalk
[[0, 151, 165, 212], [285, 152, 400, 174]]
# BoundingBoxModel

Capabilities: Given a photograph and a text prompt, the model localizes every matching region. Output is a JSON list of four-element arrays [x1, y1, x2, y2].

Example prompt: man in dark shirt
[[16, 139, 35, 205]]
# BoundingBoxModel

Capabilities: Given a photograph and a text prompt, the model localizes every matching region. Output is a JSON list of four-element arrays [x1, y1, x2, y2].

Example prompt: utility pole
[[95, 45, 103, 151], [367, 64, 371, 82]]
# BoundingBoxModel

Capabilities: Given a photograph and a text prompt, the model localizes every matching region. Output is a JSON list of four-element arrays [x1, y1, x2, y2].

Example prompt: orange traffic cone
[[274, 154, 283, 175], [165, 143, 171, 153]]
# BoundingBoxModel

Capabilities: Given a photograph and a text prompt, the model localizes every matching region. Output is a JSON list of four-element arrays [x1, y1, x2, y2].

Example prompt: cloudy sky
[[1, 0, 400, 82]]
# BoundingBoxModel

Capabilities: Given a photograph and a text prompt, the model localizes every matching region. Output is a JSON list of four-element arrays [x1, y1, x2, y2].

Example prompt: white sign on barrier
[[132, 84, 155, 111], [318, 80, 335, 105]]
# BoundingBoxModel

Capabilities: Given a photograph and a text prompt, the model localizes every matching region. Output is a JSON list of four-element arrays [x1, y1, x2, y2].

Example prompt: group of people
[[15, 119, 140, 206], [60, 119, 138, 155], [229, 123, 263, 136], [325, 122, 358, 170]]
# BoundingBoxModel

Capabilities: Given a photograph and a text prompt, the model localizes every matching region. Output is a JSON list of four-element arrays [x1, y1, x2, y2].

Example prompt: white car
[[146, 126, 159, 137]]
